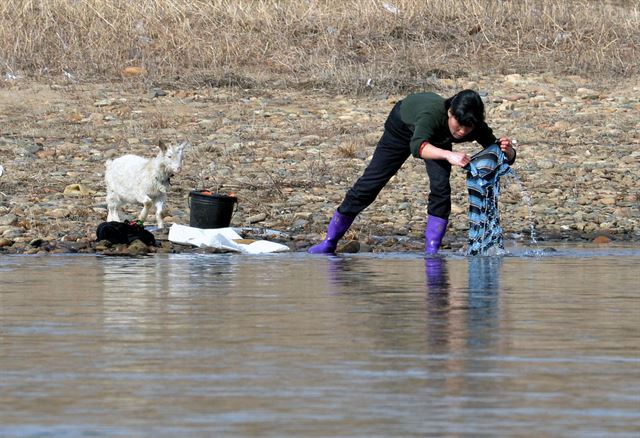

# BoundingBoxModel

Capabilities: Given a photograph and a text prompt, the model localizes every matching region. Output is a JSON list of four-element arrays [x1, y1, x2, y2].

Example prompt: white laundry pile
[[168, 224, 289, 254]]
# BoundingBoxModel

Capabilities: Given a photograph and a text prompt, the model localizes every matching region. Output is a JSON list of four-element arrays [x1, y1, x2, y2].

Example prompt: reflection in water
[[1, 251, 639, 437], [100, 255, 238, 327], [102, 254, 238, 295], [424, 256, 503, 410], [425, 256, 502, 351], [425, 256, 449, 296], [425, 256, 452, 350], [467, 256, 501, 345], [322, 255, 430, 357]]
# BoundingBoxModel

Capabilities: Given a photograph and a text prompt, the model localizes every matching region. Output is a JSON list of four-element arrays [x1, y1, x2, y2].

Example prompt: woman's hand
[[447, 151, 471, 168], [498, 137, 516, 161], [420, 142, 470, 167]]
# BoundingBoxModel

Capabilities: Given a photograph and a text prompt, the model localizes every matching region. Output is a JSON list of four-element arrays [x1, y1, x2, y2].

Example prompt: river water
[[1, 244, 639, 437]]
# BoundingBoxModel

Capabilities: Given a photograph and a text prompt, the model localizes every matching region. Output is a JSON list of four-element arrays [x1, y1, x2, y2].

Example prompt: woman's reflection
[[425, 255, 504, 414], [424, 256, 455, 351], [425, 256, 502, 352]]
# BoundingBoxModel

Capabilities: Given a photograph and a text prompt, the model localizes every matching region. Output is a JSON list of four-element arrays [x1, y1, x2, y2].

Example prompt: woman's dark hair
[[444, 89, 485, 127]]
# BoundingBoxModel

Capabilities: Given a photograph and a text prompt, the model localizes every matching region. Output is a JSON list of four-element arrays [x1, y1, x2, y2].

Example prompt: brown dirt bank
[[0, 72, 638, 255]]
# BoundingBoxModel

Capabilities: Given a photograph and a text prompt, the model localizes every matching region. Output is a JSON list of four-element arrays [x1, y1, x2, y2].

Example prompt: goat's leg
[[138, 197, 153, 224], [106, 192, 121, 222], [107, 208, 121, 222], [154, 198, 165, 229]]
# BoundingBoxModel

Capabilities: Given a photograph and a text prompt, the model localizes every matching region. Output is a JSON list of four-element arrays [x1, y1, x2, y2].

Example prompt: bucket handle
[[230, 199, 239, 220], [188, 192, 237, 206]]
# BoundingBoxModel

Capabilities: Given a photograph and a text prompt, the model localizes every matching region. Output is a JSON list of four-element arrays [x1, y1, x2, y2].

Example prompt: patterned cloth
[[466, 145, 513, 256]]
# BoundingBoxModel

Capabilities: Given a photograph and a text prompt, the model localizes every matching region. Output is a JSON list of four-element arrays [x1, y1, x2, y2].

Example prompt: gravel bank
[[0, 73, 638, 254]]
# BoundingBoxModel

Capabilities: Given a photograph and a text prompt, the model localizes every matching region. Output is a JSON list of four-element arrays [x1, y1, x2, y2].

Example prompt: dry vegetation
[[1, 0, 638, 92]]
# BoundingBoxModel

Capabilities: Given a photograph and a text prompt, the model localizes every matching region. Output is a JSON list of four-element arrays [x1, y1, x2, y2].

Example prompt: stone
[[247, 213, 267, 224], [94, 99, 112, 107], [337, 240, 360, 253], [576, 88, 599, 99], [3, 228, 23, 238], [50, 208, 71, 218], [121, 66, 145, 77], [592, 235, 611, 244], [127, 240, 150, 256], [63, 184, 95, 197], [0, 214, 17, 226]]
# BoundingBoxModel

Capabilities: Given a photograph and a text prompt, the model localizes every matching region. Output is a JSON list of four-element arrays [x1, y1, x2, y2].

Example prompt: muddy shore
[[0, 73, 638, 255]]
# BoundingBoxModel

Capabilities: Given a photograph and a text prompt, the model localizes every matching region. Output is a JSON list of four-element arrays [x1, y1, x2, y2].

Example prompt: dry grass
[[1, 0, 638, 92], [337, 140, 362, 159]]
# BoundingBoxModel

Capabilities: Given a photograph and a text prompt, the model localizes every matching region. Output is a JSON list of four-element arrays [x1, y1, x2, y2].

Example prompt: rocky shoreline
[[0, 73, 638, 255]]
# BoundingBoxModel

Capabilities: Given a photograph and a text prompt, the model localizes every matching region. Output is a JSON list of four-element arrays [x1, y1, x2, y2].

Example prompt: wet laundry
[[466, 144, 513, 256]]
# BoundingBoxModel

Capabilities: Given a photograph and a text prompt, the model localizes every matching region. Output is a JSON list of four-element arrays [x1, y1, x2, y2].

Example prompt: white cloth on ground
[[168, 224, 289, 254]]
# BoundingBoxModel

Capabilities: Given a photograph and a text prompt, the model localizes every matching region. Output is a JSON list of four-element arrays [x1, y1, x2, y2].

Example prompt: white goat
[[105, 140, 187, 229], [0, 164, 3, 178]]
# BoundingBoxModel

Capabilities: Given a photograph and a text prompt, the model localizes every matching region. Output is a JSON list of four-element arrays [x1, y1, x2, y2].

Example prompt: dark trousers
[[337, 101, 452, 220]]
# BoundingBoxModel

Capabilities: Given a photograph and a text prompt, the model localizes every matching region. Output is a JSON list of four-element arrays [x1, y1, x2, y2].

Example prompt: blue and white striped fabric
[[466, 144, 512, 256]]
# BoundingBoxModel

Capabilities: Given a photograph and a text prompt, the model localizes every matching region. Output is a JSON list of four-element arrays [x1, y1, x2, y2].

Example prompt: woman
[[308, 89, 516, 254]]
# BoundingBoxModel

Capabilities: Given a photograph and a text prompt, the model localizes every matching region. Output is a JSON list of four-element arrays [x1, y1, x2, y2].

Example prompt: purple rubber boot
[[308, 211, 355, 254], [425, 257, 446, 289], [425, 215, 448, 255]]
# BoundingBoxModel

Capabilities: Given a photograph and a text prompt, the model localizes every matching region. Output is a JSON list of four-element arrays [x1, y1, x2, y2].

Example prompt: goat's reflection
[[100, 255, 237, 331]]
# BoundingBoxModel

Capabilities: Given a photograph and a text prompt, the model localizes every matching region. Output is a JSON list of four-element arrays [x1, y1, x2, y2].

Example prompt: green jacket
[[399, 92, 497, 158]]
